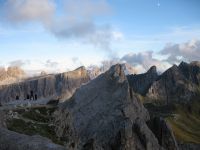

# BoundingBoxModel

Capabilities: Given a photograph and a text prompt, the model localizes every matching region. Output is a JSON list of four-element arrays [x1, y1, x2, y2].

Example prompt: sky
[[0, 0, 200, 74]]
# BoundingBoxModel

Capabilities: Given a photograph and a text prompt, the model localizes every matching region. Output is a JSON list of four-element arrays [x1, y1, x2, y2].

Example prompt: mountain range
[[0, 61, 199, 150]]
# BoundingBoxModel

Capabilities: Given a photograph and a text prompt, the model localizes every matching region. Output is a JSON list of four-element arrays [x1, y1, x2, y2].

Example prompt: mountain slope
[[54, 64, 177, 150]]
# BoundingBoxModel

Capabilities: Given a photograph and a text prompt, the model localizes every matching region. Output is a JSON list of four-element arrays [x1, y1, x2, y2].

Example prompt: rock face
[[54, 64, 168, 150], [0, 128, 66, 150], [178, 61, 200, 85], [147, 62, 200, 102], [147, 117, 179, 150], [127, 66, 158, 95], [0, 66, 90, 103]]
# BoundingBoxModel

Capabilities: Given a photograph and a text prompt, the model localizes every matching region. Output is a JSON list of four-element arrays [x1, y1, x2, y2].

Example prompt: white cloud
[[113, 25, 200, 57], [120, 51, 171, 73], [1, 0, 55, 24], [45, 59, 59, 68], [160, 39, 200, 63], [0, 0, 115, 51], [112, 31, 124, 41]]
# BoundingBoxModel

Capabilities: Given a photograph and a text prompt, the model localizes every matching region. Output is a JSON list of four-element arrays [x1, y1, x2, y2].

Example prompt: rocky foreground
[[0, 128, 66, 150]]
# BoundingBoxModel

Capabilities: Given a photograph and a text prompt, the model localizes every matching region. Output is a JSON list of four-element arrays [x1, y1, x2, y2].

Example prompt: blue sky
[[0, 0, 200, 73]]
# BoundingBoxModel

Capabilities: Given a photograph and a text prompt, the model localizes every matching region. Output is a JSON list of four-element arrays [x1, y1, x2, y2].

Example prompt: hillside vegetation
[[145, 97, 200, 144]]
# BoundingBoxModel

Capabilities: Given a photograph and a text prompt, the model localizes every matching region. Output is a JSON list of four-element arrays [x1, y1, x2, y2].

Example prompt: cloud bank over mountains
[[120, 39, 200, 72], [2, 39, 198, 75]]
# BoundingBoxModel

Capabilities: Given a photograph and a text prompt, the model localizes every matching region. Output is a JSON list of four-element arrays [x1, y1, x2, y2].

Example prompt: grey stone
[[0, 128, 66, 150], [147, 62, 200, 102], [127, 66, 158, 95], [54, 64, 163, 150], [147, 117, 179, 150]]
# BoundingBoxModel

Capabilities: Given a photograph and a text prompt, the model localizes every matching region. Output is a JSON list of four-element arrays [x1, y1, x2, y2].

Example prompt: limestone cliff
[[0, 66, 90, 103]]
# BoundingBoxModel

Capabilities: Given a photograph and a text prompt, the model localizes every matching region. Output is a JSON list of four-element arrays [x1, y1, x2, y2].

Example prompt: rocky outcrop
[[147, 62, 200, 102], [147, 117, 179, 150], [0, 66, 90, 103], [0, 128, 66, 150], [54, 64, 171, 149], [127, 66, 158, 95]]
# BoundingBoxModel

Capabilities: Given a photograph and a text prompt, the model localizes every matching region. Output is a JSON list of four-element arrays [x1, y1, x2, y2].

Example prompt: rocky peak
[[147, 65, 157, 74], [127, 65, 158, 95], [106, 64, 126, 83], [54, 64, 168, 149], [178, 61, 200, 85], [179, 61, 189, 68], [168, 64, 179, 72], [158, 64, 183, 81], [147, 62, 198, 102], [87, 63, 136, 80]]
